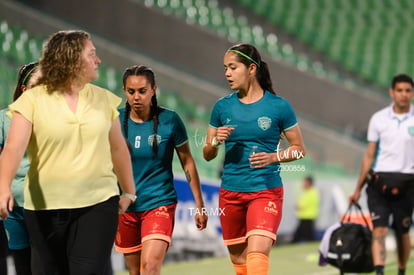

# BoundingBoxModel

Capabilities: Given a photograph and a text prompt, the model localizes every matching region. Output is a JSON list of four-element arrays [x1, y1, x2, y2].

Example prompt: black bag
[[326, 203, 374, 274]]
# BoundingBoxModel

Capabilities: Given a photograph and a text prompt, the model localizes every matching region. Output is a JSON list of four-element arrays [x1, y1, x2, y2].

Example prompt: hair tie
[[228, 50, 260, 67], [22, 66, 38, 86]]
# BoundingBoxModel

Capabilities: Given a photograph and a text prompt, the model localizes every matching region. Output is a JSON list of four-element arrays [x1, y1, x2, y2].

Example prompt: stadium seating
[[135, 0, 340, 82], [233, 0, 414, 88]]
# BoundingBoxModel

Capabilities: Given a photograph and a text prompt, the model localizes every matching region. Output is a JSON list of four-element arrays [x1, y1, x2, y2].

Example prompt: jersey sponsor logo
[[408, 126, 414, 136], [155, 206, 170, 218], [257, 116, 272, 131], [148, 134, 161, 146], [264, 201, 278, 216]]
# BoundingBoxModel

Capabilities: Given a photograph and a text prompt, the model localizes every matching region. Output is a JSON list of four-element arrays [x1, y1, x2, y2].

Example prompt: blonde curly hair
[[38, 30, 90, 93]]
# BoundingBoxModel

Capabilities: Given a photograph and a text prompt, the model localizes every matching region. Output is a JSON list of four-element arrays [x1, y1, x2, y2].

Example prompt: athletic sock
[[374, 265, 384, 275], [246, 252, 269, 275], [233, 263, 247, 275]]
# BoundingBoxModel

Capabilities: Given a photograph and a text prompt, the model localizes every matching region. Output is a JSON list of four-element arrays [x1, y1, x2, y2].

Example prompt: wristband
[[211, 136, 223, 148], [122, 192, 137, 203]]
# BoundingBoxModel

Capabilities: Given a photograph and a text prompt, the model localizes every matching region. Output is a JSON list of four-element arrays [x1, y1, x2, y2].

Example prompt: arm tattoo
[[185, 170, 191, 183]]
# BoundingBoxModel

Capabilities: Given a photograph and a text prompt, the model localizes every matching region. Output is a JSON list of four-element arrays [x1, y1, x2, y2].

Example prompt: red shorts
[[219, 187, 283, 246], [115, 204, 176, 254]]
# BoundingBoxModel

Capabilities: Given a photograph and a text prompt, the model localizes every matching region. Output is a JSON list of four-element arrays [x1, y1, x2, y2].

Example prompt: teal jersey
[[209, 91, 298, 192], [119, 107, 188, 211], [0, 109, 29, 206]]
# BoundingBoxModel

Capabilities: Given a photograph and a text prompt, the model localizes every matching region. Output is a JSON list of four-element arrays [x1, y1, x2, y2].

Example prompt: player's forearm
[[273, 145, 306, 163], [203, 143, 219, 161], [0, 146, 25, 191], [355, 152, 376, 191], [183, 160, 205, 208]]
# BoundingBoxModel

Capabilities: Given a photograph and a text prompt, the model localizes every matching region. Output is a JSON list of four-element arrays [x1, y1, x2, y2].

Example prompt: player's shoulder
[[216, 92, 237, 103], [158, 106, 181, 121], [265, 92, 293, 109], [371, 105, 392, 121]]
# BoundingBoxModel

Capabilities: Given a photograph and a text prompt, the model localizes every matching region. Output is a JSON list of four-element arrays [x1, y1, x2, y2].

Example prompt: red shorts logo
[[155, 206, 170, 218], [264, 201, 279, 215]]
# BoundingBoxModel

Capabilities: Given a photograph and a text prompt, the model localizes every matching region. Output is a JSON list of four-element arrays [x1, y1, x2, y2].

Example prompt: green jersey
[[209, 91, 297, 192]]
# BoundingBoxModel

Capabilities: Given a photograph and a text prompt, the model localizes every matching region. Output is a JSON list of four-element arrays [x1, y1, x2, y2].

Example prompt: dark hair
[[227, 43, 276, 95], [304, 176, 314, 186], [122, 65, 160, 158], [13, 62, 39, 101], [38, 30, 90, 93], [391, 74, 414, 89]]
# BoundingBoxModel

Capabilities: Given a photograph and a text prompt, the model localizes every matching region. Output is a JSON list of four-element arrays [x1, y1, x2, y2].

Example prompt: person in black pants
[[0, 30, 135, 275], [350, 74, 414, 275]]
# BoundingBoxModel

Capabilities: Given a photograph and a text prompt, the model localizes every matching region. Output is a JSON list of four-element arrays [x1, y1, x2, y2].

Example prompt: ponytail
[[150, 95, 160, 158], [227, 43, 276, 95], [257, 61, 275, 95], [123, 102, 133, 153]]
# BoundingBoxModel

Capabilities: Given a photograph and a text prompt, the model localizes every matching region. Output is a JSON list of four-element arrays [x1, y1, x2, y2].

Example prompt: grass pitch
[[116, 241, 414, 274]]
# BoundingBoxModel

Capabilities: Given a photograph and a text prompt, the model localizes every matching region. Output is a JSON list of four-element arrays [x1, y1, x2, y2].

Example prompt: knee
[[141, 257, 163, 273], [229, 254, 247, 265], [228, 243, 247, 264], [127, 265, 141, 275], [373, 227, 388, 237]]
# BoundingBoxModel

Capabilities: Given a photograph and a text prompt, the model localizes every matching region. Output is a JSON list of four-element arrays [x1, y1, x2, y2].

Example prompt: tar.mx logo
[[276, 142, 304, 161], [188, 207, 225, 216]]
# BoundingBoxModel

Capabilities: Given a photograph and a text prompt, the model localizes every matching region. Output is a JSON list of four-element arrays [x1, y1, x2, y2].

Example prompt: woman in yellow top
[[0, 30, 135, 275]]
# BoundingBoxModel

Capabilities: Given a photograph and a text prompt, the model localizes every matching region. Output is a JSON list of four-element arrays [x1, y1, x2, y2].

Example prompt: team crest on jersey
[[257, 116, 272, 130], [148, 134, 161, 146], [408, 126, 414, 136]]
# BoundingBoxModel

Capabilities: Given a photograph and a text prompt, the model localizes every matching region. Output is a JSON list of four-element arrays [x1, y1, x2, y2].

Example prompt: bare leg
[[227, 243, 247, 265], [246, 235, 273, 275], [247, 235, 273, 255], [140, 239, 168, 275], [372, 227, 388, 266], [124, 251, 141, 275], [395, 232, 411, 270]]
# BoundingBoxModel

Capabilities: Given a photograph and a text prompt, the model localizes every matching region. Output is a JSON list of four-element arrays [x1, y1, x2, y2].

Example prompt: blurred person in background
[[349, 74, 414, 275], [203, 43, 306, 275], [115, 65, 207, 275], [0, 30, 135, 275], [291, 175, 319, 243], [0, 61, 41, 275]]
